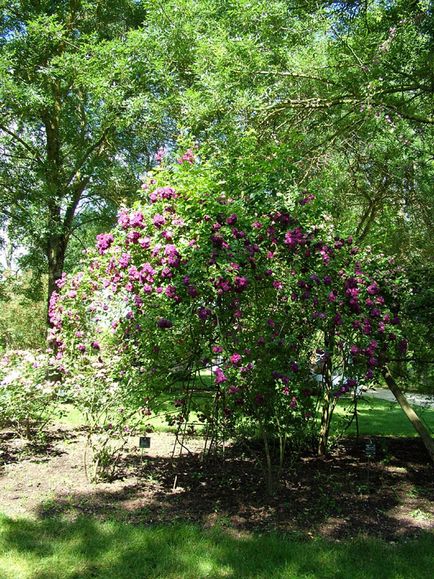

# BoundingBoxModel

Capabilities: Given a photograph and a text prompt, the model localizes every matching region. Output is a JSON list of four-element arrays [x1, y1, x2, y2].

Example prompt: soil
[[1, 427, 433, 540]]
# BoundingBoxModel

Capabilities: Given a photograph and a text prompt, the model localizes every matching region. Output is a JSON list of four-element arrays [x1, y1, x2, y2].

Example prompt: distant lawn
[[0, 515, 433, 579], [334, 395, 434, 437], [59, 390, 434, 440]]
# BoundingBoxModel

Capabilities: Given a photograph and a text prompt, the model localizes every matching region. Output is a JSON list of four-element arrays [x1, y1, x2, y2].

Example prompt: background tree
[[0, 0, 178, 316]]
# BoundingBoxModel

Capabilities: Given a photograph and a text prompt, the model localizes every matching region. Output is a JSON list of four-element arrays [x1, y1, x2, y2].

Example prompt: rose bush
[[50, 149, 407, 488]]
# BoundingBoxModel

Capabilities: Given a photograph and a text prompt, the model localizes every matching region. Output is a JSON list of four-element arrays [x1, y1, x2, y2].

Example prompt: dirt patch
[[1, 428, 433, 540]]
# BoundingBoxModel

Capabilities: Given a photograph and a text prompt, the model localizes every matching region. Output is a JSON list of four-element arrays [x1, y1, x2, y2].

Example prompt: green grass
[[59, 393, 434, 439], [0, 514, 433, 578], [333, 396, 434, 437]]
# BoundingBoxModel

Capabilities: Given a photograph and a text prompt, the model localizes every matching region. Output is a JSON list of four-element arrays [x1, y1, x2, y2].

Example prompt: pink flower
[[230, 353, 242, 366], [118, 253, 131, 269], [177, 148, 195, 164], [96, 233, 114, 255], [118, 210, 130, 229], [155, 147, 166, 162], [130, 211, 145, 229], [234, 276, 248, 291], [153, 214, 166, 228], [55, 273, 67, 289], [214, 368, 227, 384]]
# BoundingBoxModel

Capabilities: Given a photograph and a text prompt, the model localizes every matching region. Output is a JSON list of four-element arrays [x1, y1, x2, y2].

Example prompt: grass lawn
[[0, 515, 433, 579], [59, 392, 434, 438], [333, 396, 434, 437]]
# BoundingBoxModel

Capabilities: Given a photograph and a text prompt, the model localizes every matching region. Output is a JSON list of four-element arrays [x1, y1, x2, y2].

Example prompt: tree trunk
[[382, 366, 434, 463], [46, 234, 67, 327], [318, 330, 336, 455]]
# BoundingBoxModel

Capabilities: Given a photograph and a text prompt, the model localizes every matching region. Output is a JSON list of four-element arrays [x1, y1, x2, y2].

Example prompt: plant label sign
[[365, 440, 376, 459], [139, 436, 151, 449]]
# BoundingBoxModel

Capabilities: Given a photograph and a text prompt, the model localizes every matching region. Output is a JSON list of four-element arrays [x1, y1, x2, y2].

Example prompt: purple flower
[[299, 193, 315, 206], [290, 362, 299, 373], [234, 276, 248, 291], [91, 341, 100, 350], [165, 285, 178, 299], [254, 394, 264, 406], [226, 213, 238, 225], [187, 285, 198, 298], [177, 148, 195, 164], [118, 210, 130, 229], [155, 147, 166, 162], [130, 211, 145, 229], [284, 227, 305, 248], [55, 273, 67, 289], [157, 317, 173, 329], [126, 230, 141, 244], [198, 306, 212, 320], [118, 253, 131, 269], [212, 345, 223, 354], [398, 339, 408, 354], [214, 368, 227, 384], [328, 291, 337, 303], [96, 233, 114, 255], [153, 214, 166, 228], [230, 353, 242, 366], [139, 236, 151, 249]]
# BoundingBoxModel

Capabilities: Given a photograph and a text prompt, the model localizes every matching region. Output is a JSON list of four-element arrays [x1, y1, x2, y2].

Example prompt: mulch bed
[[1, 428, 433, 540]]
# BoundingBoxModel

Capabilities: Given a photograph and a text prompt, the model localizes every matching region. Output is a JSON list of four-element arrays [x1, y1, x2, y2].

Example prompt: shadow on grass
[[1, 514, 433, 579]]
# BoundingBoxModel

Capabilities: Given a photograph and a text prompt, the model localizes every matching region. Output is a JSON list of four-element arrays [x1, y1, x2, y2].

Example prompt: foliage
[[62, 353, 142, 482], [0, 0, 179, 308], [52, 152, 407, 487], [0, 350, 63, 438], [0, 270, 47, 351]]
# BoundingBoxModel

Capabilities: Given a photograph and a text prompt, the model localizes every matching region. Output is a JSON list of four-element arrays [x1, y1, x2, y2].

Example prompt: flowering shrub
[[0, 350, 63, 439], [51, 150, 407, 487]]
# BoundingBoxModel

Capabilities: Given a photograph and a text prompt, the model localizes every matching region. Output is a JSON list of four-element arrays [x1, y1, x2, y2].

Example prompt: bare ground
[[1, 427, 433, 540]]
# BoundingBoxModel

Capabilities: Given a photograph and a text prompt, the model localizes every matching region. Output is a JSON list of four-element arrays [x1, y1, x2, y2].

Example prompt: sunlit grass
[[59, 390, 434, 439], [334, 396, 434, 437], [0, 515, 433, 578]]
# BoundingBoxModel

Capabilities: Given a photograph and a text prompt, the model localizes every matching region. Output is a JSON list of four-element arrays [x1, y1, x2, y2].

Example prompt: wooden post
[[382, 366, 434, 463]]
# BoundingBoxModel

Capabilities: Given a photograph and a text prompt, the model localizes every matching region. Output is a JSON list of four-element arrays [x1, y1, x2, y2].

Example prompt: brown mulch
[[0, 428, 433, 540]]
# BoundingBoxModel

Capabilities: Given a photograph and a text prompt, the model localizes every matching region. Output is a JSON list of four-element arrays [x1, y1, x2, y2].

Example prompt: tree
[[0, 0, 176, 319]]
